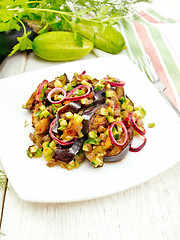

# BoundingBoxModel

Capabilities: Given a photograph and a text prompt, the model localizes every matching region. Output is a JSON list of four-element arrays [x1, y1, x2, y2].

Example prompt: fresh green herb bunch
[[0, 0, 150, 55]]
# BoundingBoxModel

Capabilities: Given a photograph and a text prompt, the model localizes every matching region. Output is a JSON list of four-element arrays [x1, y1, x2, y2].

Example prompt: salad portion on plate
[[23, 71, 147, 170]]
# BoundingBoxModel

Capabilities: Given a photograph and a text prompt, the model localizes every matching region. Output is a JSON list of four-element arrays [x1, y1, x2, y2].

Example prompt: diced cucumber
[[49, 140, 57, 151], [105, 90, 114, 98], [43, 147, 53, 157], [42, 141, 49, 148], [88, 131, 97, 139], [34, 149, 42, 158], [81, 80, 92, 87], [74, 114, 84, 124], [54, 79, 63, 88], [106, 115, 115, 123], [65, 111, 74, 119], [99, 107, 108, 116], [40, 105, 46, 111], [134, 106, 146, 119]]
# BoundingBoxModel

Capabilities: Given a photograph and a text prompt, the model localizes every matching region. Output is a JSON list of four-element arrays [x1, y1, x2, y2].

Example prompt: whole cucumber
[[76, 20, 126, 54], [32, 31, 94, 61]]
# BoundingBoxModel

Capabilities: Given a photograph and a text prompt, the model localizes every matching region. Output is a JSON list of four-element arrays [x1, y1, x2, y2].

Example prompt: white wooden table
[[0, 1, 180, 239]]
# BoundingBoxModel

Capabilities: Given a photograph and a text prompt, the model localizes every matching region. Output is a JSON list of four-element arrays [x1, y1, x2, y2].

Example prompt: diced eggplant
[[115, 86, 124, 99], [52, 101, 82, 134], [52, 137, 85, 163], [92, 86, 106, 105], [82, 104, 108, 134], [104, 126, 134, 162]]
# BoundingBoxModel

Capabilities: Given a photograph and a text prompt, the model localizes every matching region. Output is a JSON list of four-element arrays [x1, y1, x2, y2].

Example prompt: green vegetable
[[94, 83, 105, 91], [76, 20, 126, 54], [119, 97, 126, 105], [49, 140, 57, 151], [0, 0, 143, 57], [106, 116, 115, 123], [120, 97, 133, 112], [91, 156, 103, 168], [32, 31, 93, 61], [75, 89, 85, 96], [74, 114, 84, 124], [43, 147, 53, 157], [85, 138, 101, 145], [105, 90, 114, 98], [148, 123, 155, 128], [88, 131, 98, 139], [99, 107, 108, 116], [27, 150, 33, 159], [40, 109, 50, 118], [34, 149, 42, 158], [59, 119, 68, 126], [42, 141, 49, 148], [65, 111, 74, 119], [134, 106, 146, 119]]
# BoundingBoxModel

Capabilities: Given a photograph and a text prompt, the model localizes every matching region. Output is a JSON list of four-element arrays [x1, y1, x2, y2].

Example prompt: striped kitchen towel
[[93, 7, 180, 109]]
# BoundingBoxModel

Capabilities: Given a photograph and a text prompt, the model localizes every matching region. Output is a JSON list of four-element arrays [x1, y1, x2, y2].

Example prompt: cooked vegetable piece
[[52, 137, 85, 163]]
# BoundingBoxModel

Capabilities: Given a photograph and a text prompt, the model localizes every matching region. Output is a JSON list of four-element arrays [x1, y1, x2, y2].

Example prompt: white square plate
[[0, 55, 179, 203]]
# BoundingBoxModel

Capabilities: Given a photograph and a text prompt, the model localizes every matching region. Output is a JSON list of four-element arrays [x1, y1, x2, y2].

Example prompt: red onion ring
[[36, 80, 48, 102], [80, 71, 86, 76], [129, 135, 147, 152], [47, 87, 67, 104], [49, 119, 77, 146], [109, 121, 128, 147], [104, 77, 125, 87], [129, 112, 146, 135], [65, 85, 91, 101]]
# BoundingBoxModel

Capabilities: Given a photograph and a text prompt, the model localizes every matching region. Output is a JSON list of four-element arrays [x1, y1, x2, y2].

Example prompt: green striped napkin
[[93, 7, 180, 109]]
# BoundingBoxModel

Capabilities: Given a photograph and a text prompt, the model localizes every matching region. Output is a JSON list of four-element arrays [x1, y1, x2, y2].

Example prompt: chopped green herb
[[24, 119, 30, 127], [35, 110, 42, 118], [148, 123, 155, 128], [119, 97, 126, 104], [34, 149, 42, 158], [86, 138, 101, 145], [27, 150, 33, 159], [94, 83, 105, 91], [88, 131, 98, 139], [75, 89, 85, 96]]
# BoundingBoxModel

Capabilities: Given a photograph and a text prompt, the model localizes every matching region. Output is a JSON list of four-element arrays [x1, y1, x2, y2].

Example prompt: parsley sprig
[[0, 0, 150, 55]]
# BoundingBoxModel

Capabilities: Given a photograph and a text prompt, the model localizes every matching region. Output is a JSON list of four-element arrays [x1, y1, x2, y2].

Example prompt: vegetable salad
[[23, 72, 146, 170]]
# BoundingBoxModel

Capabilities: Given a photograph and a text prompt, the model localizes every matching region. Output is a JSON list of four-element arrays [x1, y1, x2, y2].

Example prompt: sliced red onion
[[123, 117, 130, 127], [65, 85, 91, 101], [129, 112, 146, 135], [49, 119, 77, 146], [129, 135, 147, 152], [105, 77, 125, 87], [47, 87, 67, 104], [109, 121, 128, 147], [80, 71, 86, 76], [36, 80, 48, 102]]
